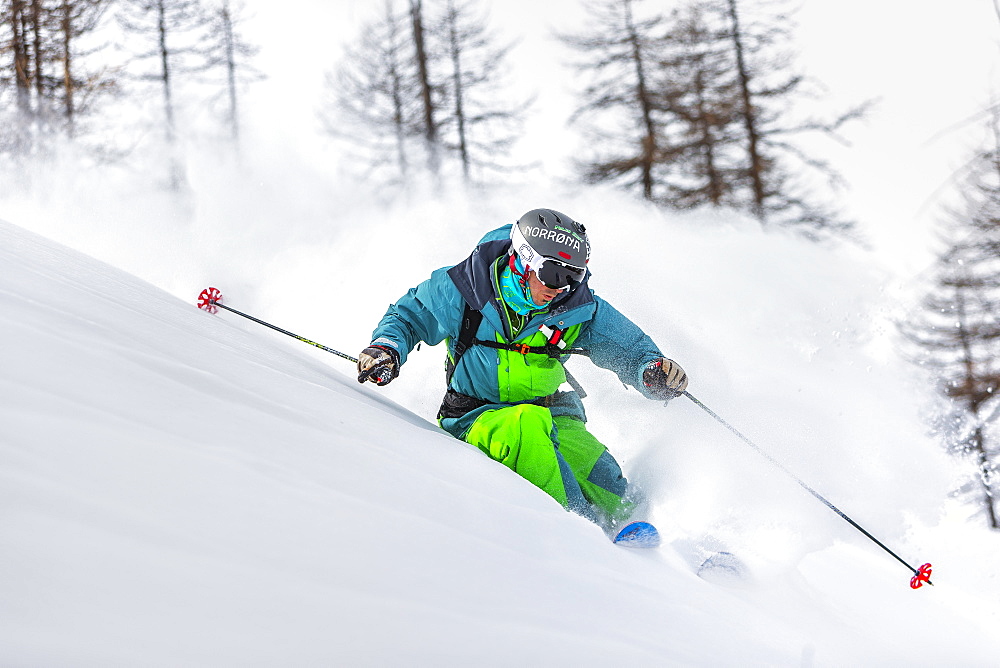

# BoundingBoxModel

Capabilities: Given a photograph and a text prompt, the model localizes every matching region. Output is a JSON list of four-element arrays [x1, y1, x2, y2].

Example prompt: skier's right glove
[[643, 358, 688, 400], [357, 345, 400, 386]]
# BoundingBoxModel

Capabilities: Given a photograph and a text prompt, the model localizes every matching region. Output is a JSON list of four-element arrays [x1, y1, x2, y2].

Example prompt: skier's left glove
[[643, 358, 688, 400], [357, 345, 400, 386]]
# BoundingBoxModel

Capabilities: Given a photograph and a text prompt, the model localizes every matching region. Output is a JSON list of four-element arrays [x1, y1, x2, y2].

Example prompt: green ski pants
[[464, 403, 631, 522]]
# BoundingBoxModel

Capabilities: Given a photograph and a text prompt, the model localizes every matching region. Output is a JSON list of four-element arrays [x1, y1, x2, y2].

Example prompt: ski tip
[[613, 521, 661, 548], [697, 551, 748, 584]]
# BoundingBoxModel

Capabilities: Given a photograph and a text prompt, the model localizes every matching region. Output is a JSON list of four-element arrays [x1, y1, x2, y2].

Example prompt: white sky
[[794, 0, 1000, 267]]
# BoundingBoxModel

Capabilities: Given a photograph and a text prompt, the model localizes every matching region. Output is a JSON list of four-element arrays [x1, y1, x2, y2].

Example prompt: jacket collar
[[447, 238, 595, 337]]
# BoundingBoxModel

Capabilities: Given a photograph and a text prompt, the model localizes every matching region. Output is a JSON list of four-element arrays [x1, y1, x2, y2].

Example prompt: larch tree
[[1, 0, 40, 154], [0, 0, 115, 158], [433, 0, 526, 184], [325, 0, 526, 190], [409, 0, 440, 176], [562, 0, 866, 240], [559, 0, 669, 201], [55, 0, 117, 140], [901, 135, 1000, 530], [118, 0, 208, 189], [323, 0, 420, 187], [201, 0, 260, 145], [656, 1, 743, 208], [714, 0, 867, 238]]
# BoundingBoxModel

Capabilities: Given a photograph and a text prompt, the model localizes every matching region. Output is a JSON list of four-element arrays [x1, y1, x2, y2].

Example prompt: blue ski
[[612, 521, 661, 548]]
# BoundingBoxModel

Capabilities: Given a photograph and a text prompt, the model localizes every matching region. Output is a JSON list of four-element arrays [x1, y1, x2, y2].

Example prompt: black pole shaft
[[211, 301, 358, 363], [683, 391, 928, 581]]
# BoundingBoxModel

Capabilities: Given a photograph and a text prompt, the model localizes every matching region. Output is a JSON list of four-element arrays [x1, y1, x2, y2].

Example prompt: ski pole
[[682, 391, 933, 589], [196, 286, 358, 363]]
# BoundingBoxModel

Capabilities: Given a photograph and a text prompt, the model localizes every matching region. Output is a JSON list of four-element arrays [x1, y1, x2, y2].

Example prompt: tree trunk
[[693, 68, 723, 205], [30, 0, 43, 105], [956, 288, 1000, 530], [971, 426, 1000, 529], [11, 0, 31, 114], [155, 0, 182, 189], [726, 0, 766, 221], [409, 0, 439, 174], [60, 0, 75, 137], [624, 0, 656, 201], [221, 0, 239, 142], [156, 0, 175, 144], [385, 0, 408, 179], [10, 0, 32, 153], [445, 0, 469, 182]]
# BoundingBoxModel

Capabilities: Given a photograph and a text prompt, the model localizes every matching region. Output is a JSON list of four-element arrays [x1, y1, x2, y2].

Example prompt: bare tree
[[716, 0, 867, 237], [409, 0, 439, 175], [0, 0, 62, 152], [0, 0, 115, 156], [657, 1, 743, 208], [119, 0, 207, 189], [559, 0, 669, 201], [325, 0, 527, 190], [323, 0, 419, 187], [722, 0, 764, 217], [201, 0, 260, 144], [434, 0, 527, 184], [56, 0, 116, 140], [1, 0, 37, 153], [901, 133, 1000, 530], [562, 0, 867, 240]]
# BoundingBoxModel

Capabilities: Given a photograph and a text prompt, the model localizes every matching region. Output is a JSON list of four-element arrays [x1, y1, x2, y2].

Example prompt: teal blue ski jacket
[[369, 225, 665, 437]]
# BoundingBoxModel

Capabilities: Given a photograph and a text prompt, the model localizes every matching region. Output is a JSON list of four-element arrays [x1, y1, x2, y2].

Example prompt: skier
[[356, 208, 689, 535]]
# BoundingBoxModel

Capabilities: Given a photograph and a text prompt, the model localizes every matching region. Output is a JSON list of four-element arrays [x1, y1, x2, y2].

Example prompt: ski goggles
[[535, 256, 586, 290]]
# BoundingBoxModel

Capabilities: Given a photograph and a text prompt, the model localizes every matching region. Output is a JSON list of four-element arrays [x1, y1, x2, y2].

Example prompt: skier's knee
[[505, 403, 554, 446], [466, 403, 553, 457], [587, 450, 628, 497]]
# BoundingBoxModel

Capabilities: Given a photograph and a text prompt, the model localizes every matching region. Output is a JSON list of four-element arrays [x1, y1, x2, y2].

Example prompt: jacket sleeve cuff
[[370, 338, 403, 365]]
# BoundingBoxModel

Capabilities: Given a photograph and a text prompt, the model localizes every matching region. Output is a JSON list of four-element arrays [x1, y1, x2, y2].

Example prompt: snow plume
[[2, 149, 1000, 663]]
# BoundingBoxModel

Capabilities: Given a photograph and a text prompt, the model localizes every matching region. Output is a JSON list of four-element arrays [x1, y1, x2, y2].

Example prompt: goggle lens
[[536, 258, 586, 290]]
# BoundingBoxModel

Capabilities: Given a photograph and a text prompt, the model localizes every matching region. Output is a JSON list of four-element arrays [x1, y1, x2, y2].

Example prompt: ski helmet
[[510, 209, 590, 289]]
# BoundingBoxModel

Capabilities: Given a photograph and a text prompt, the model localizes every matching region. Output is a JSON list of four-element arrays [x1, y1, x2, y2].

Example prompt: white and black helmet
[[510, 208, 590, 289]]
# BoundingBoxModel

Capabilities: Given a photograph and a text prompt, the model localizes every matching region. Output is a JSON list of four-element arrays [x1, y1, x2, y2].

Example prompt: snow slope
[[2, 215, 999, 666]]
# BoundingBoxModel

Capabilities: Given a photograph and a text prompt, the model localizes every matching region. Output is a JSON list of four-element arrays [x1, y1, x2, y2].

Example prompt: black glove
[[643, 358, 688, 400], [357, 345, 400, 386]]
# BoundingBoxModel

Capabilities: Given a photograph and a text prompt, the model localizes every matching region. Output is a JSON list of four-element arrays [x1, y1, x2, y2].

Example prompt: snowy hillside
[[2, 209, 1000, 665]]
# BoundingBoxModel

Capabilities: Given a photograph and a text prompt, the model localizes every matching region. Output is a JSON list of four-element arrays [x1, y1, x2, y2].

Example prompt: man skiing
[[356, 208, 689, 537]]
